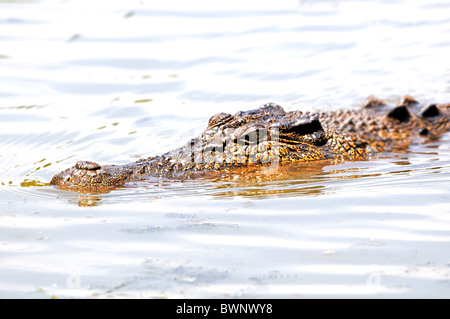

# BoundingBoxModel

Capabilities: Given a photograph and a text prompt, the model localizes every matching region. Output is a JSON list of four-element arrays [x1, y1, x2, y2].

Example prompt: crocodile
[[50, 95, 450, 192]]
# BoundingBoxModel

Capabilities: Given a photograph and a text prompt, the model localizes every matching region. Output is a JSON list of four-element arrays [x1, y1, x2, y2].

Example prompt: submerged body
[[51, 96, 450, 192]]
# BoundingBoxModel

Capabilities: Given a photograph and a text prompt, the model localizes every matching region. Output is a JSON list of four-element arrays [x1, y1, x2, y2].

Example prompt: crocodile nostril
[[75, 161, 101, 170]]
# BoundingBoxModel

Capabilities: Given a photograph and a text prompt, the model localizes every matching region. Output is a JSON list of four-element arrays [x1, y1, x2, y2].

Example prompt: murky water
[[1, 0, 450, 298]]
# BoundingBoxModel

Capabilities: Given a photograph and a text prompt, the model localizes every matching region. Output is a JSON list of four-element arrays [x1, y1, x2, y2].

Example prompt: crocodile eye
[[207, 113, 233, 128], [287, 117, 323, 135], [272, 116, 323, 136]]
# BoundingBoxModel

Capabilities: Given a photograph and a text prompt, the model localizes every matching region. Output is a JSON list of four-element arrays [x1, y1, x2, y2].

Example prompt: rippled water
[[1, 0, 450, 298]]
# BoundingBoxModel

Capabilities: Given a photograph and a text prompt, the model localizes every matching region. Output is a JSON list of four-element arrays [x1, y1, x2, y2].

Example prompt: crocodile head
[[181, 103, 333, 166], [50, 103, 367, 192]]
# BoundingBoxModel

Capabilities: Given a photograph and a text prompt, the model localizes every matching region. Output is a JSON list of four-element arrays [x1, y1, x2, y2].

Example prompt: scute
[[208, 112, 233, 128]]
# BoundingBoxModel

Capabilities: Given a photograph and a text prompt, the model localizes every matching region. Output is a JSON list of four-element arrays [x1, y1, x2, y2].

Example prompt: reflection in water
[[47, 161, 336, 206], [19, 179, 49, 187], [206, 161, 332, 198], [32, 149, 448, 207], [52, 160, 339, 206], [75, 196, 103, 207], [4, 135, 446, 208], [3, 159, 344, 206]]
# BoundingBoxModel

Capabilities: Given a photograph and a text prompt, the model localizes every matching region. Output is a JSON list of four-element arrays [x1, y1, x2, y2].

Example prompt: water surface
[[1, 0, 450, 298]]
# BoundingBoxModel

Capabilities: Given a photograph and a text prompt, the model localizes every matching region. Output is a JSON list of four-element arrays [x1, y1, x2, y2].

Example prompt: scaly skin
[[50, 96, 450, 192]]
